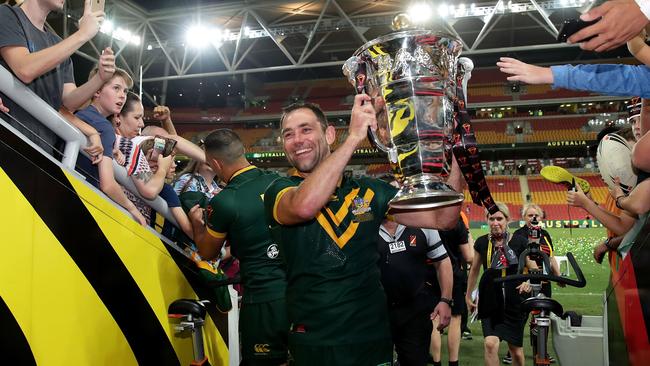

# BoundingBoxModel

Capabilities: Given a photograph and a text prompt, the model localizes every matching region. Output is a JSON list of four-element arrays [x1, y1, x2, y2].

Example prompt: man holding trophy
[[263, 14, 493, 366]]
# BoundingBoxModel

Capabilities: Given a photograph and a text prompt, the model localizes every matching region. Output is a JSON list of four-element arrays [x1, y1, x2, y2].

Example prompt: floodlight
[[100, 20, 113, 34], [186, 25, 211, 48], [408, 2, 432, 23], [438, 3, 449, 17], [113, 27, 132, 42]]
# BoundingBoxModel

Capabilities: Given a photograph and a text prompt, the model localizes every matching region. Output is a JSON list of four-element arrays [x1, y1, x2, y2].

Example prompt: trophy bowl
[[343, 29, 465, 209]]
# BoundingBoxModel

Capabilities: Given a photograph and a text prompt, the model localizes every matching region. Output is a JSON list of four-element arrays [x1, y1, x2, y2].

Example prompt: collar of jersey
[[379, 222, 406, 242], [229, 165, 256, 182]]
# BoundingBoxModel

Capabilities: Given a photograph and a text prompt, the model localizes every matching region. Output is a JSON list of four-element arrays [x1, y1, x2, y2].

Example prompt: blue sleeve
[[551, 64, 650, 97], [99, 130, 115, 158], [159, 183, 181, 208]]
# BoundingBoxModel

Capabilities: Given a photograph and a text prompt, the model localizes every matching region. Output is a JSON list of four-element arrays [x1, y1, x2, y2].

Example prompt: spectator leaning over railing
[[107, 92, 187, 225], [0, 0, 111, 155], [568, 126, 638, 263], [75, 68, 156, 225]]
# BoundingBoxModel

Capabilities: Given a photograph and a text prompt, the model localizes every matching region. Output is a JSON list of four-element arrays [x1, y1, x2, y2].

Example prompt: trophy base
[[389, 179, 464, 210]]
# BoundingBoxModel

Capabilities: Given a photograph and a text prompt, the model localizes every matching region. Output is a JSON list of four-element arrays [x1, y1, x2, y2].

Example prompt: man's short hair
[[280, 102, 328, 131], [204, 129, 245, 164], [88, 67, 134, 89]]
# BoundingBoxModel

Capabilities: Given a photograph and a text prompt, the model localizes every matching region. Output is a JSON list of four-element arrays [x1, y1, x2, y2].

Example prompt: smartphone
[[163, 139, 177, 157], [151, 137, 166, 160], [557, 17, 601, 43], [90, 0, 105, 13]]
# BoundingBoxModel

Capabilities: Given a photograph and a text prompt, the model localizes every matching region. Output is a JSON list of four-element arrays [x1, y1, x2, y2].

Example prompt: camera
[[528, 214, 541, 244]]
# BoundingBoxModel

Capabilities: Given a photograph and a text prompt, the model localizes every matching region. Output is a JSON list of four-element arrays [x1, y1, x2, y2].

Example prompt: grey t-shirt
[[0, 5, 75, 153]]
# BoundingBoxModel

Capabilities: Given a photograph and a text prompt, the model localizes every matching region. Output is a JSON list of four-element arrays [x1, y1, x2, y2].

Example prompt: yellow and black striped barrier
[[0, 122, 228, 365]]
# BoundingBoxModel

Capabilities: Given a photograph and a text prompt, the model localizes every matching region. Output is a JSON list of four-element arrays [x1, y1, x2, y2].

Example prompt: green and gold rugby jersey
[[264, 174, 398, 346], [207, 166, 286, 304]]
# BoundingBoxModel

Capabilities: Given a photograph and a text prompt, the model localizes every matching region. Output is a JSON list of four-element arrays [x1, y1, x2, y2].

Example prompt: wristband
[[439, 297, 453, 307], [615, 195, 625, 210], [635, 0, 650, 22], [604, 238, 614, 250]]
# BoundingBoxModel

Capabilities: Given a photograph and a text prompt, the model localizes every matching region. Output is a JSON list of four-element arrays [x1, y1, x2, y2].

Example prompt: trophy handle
[[458, 57, 474, 103], [343, 56, 397, 159], [367, 127, 397, 163]]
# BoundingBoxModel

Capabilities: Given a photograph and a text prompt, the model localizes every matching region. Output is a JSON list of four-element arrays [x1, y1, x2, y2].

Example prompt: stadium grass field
[[429, 227, 610, 365]]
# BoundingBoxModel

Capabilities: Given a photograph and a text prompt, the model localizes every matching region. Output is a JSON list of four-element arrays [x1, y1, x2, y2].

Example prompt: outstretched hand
[[78, 0, 105, 41], [98, 48, 116, 82], [496, 57, 554, 85]]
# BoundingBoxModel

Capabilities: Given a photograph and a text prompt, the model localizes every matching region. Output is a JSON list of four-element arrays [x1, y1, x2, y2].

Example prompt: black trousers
[[388, 293, 435, 366]]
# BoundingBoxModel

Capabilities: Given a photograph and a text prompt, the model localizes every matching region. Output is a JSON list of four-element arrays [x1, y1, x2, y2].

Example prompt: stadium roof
[[56, 0, 629, 106]]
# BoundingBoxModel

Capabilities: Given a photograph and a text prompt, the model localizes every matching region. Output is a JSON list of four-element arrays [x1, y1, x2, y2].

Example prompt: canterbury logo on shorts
[[254, 344, 270, 353]]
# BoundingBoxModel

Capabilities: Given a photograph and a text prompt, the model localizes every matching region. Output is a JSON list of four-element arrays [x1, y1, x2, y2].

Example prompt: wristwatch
[[439, 297, 453, 307]]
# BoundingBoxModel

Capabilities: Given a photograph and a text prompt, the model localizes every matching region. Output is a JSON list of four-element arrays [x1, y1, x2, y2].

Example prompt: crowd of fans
[[2, 1, 650, 366]]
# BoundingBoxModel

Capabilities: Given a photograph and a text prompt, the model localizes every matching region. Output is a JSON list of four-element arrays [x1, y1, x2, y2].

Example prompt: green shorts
[[240, 298, 289, 364], [289, 339, 392, 366]]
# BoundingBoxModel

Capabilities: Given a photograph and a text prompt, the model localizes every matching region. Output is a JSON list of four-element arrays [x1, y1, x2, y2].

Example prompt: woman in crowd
[[466, 202, 534, 366], [111, 92, 192, 238]]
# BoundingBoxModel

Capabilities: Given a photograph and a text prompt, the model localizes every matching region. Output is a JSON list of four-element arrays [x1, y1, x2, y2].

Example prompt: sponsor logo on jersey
[[254, 344, 270, 353], [409, 235, 417, 246], [291, 323, 306, 333], [267, 244, 279, 259]]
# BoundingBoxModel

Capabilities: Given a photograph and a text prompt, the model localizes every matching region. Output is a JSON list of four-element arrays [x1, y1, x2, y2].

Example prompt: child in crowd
[[75, 68, 153, 225]]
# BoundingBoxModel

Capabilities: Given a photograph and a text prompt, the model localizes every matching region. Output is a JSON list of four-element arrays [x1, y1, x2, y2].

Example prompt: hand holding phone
[[91, 0, 106, 13], [151, 137, 166, 161], [557, 17, 602, 43]]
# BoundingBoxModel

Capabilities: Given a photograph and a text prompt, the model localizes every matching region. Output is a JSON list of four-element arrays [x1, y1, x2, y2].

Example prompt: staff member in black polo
[[377, 215, 453, 366]]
